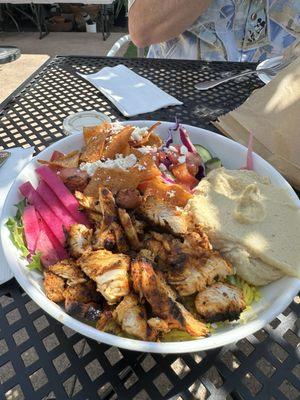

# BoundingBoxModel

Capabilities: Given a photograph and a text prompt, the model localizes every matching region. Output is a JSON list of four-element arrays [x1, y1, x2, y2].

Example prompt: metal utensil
[[0, 151, 10, 168], [195, 57, 295, 91]]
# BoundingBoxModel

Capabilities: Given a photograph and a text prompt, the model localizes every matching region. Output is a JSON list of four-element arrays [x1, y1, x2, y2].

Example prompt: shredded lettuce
[[27, 252, 42, 271], [6, 217, 29, 258], [6, 199, 31, 259], [15, 198, 26, 225], [160, 329, 197, 342], [227, 275, 261, 306]]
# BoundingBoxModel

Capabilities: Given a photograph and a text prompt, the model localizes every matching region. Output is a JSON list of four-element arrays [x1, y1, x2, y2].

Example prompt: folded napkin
[[78, 64, 183, 117], [0, 147, 35, 284], [214, 57, 300, 190]]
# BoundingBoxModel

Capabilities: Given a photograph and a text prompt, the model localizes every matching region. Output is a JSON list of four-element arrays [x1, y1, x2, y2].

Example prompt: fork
[[0, 151, 10, 168], [195, 56, 296, 91]]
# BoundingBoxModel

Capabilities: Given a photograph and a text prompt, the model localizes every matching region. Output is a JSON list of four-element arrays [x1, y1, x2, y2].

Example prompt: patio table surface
[[0, 55, 299, 400]]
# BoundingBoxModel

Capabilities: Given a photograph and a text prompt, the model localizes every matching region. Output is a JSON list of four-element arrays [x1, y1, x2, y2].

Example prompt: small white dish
[[63, 111, 111, 135], [256, 56, 283, 84], [1, 121, 299, 353]]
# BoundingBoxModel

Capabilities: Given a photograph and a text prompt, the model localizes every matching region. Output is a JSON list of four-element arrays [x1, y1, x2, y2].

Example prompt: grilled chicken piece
[[67, 224, 93, 258], [130, 217, 146, 238], [99, 187, 117, 225], [113, 293, 157, 341], [167, 253, 233, 296], [78, 250, 130, 304], [64, 280, 102, 321], [93, 225, 116, 251], [142, 231, 175, 267], [195, 283, 246, 322], [118, 208, 141, 250], [65, 300, 101, 321], [138, 249, 155, 262], [48, 259, 86, 286], [138, 196, 189, 235], [97, 310, 122, 335], [147, 317, 170, 333], [44, 272, 65, 303], [131, 258, 209, 337], [64, 280, 100, 303], [115, 188, 142, 210], [111, 222, 129, 253], [75, 191, 102, 214], [182, 231, 212, 255]]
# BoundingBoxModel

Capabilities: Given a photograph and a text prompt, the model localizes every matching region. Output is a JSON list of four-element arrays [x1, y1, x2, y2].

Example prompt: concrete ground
[[0, 31, 127, 103]]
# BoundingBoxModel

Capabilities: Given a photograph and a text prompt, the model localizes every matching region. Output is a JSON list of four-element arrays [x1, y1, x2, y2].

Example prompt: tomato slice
[[171, 163, 199, 189]]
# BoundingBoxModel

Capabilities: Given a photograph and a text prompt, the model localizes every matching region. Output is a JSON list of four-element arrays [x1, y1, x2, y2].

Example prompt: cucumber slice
[[205, 157, 222, 174], [194, 144, 213, 164]]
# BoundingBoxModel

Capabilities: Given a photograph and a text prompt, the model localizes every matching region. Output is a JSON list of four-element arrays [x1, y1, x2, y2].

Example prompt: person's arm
[[129, 0, 213, 48]]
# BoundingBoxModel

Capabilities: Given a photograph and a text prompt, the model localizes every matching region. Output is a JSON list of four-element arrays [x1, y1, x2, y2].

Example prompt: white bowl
[[1, 120, 299, 353]]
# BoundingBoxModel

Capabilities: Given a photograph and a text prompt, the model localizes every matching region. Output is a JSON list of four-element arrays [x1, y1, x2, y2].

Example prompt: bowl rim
[[1, 120, 299, 353]]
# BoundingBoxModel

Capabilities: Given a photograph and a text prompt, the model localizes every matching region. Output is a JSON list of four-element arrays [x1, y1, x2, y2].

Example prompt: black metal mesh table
[[0, 56, 299, 400]]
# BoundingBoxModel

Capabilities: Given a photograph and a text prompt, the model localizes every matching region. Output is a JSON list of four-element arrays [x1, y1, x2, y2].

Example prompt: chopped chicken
[[118, 208, 141, 250], [182, 231, 212, 255], [142, 231, 176, 268], [67, 224, 93, 258], [44, 272, 65, 303], [195, 283, 246, 322], [113, 293, 157, 341], [64, 280, 100, 303], [78, 250, 130, 304], [86, 211, 103, 224], [131, 258, 209, 337], [97, 310, 122, 335], [147, 317, 170, 333], [138, 196, 189, 235], [130, 216, 146, 238], [167, 252, 233, 296], [115, 188, 142, 210], [99, 186, 117, 225], [48, 259, 86, 286], [111, 222, 129, 253], [64, 300, 101, 321], [75, 191, 102, 214], [138, 249, 155, 262], [64, 280, 102, 321], [93, 225, 116, 251]]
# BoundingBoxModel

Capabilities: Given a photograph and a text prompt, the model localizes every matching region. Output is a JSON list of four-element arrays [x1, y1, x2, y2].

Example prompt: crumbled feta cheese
[[178, 155, 186, 164], [136, 164, 146, 171], [167, 190, 175, 198], [169, 145, 178, 152], [180, 145, 188, 155], [80, 154, 137, 176], [110, 122, 124, 135], [159, 163, 167, 171], [131, 127, 148, 142], [138, 145, 157, 154]]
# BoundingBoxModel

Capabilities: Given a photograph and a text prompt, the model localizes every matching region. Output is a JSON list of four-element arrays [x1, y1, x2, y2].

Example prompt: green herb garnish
[[27, 252, 42, 271]]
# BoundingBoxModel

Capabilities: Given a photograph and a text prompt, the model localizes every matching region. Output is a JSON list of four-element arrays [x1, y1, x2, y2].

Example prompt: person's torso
[[148, 0, 300, 61]]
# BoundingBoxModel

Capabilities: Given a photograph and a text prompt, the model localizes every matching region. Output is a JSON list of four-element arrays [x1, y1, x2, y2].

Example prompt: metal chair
[[106, 34, 145, 57]]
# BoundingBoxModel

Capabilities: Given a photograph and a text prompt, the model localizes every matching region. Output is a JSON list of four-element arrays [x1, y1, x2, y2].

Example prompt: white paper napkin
[[78, 64, 183, 117], [0, 147, 35, 284]]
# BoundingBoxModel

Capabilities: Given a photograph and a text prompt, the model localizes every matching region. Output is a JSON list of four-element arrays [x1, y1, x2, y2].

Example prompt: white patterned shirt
[[128, 0, 300, 62]]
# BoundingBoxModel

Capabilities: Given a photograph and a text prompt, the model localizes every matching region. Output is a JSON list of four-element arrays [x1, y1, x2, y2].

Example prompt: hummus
[[187, 168, 300, 286]]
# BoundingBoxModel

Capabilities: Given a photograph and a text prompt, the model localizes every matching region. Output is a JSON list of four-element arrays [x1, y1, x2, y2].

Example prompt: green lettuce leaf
[[6, 217, 29, 258], [27, 252, 42, 271], [14, 198, 26, 226]]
